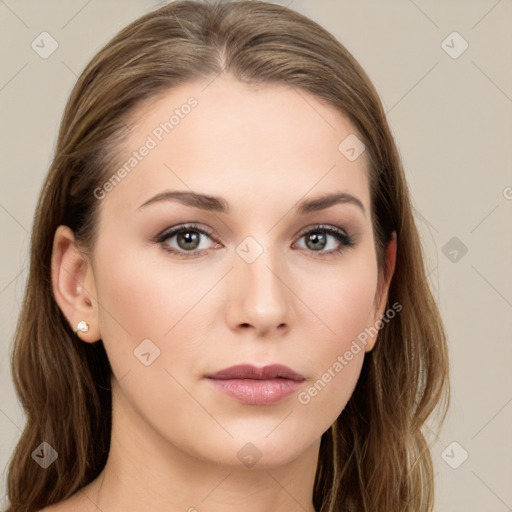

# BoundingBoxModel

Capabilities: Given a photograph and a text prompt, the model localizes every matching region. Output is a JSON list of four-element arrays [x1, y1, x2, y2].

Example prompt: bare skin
[[46, 75, 396, 511]]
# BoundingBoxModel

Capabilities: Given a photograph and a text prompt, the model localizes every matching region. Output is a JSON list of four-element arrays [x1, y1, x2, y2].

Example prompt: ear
[[51, 225, 101, 343], [364, 231, 397, 352]]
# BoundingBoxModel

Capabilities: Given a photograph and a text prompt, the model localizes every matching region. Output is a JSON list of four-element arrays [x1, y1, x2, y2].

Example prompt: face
[[77, 76, 393, 468]]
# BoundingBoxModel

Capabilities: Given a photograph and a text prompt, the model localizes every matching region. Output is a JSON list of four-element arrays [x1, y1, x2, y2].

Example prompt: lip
[[205, 364, 305, 405]]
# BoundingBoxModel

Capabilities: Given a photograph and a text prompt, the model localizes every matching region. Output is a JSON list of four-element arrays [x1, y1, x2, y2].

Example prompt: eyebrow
[[138, 190, 366, 216]]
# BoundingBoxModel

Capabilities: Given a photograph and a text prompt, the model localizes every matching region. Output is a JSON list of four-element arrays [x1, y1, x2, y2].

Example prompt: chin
[[205, 433, 318, 470]]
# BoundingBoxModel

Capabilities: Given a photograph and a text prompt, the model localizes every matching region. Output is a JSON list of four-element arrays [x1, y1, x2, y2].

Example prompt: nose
[[225, 248, 293, 337]]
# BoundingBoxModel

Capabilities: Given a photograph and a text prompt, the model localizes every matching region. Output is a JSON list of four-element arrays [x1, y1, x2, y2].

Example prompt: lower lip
[[207, 378, 303, 405]]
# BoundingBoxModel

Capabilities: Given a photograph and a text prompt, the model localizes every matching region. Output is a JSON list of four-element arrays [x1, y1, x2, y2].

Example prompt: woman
[[5, 1, 449, 511]]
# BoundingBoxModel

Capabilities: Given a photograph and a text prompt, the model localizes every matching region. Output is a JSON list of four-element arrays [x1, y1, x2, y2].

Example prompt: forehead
[[100, 76, 371, 219]]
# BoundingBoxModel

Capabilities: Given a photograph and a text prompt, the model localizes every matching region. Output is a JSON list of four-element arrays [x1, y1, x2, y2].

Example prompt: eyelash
[[155, 223, 356, 259]]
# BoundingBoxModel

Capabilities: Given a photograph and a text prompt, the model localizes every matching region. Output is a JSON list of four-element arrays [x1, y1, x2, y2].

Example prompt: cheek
[[92, 245, 203, 374], [92, 240, 230, 389], [300, 249, 378, 345], [295, 253, 378, 418]]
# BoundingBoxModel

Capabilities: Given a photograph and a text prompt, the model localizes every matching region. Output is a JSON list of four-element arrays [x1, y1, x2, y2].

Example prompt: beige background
[[1, 0, 511, 510]]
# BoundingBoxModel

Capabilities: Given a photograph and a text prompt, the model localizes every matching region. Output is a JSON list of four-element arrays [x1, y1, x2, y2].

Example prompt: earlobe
[[365, 231, 398, 352], [51, 225, 100, 343]]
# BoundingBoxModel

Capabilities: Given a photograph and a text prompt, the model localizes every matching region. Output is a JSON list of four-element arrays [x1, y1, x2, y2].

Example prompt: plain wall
[[0, 1, 511, 510]]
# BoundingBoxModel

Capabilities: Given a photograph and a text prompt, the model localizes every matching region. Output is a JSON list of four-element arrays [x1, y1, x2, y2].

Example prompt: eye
[[156, 224, 220, 258], [155, 223, 355, 259], [294, 224, 355, 256]]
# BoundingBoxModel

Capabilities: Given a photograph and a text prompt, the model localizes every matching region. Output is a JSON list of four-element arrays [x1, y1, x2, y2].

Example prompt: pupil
[[178, 231, 200, 250], [307, 232, 326, 250]]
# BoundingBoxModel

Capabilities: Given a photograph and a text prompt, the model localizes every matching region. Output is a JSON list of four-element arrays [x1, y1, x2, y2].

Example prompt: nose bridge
[[227, 234, 293, 332]]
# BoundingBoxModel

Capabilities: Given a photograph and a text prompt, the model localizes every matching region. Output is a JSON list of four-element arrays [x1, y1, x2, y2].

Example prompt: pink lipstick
[[205, 364, 305, 405]]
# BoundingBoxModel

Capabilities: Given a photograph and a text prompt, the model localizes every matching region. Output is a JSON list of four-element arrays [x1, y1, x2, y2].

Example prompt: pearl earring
[[74, 321, 89, 335]]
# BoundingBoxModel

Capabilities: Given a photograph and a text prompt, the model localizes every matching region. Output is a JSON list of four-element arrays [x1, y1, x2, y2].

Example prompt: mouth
[[205, 364, 305, 405]]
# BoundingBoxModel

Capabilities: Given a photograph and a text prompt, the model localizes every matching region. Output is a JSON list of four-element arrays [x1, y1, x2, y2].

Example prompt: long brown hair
[[6, 1, 449, 511]]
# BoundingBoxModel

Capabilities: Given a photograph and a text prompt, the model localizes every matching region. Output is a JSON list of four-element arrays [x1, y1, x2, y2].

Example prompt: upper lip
[[205, 364, 305, 382]]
